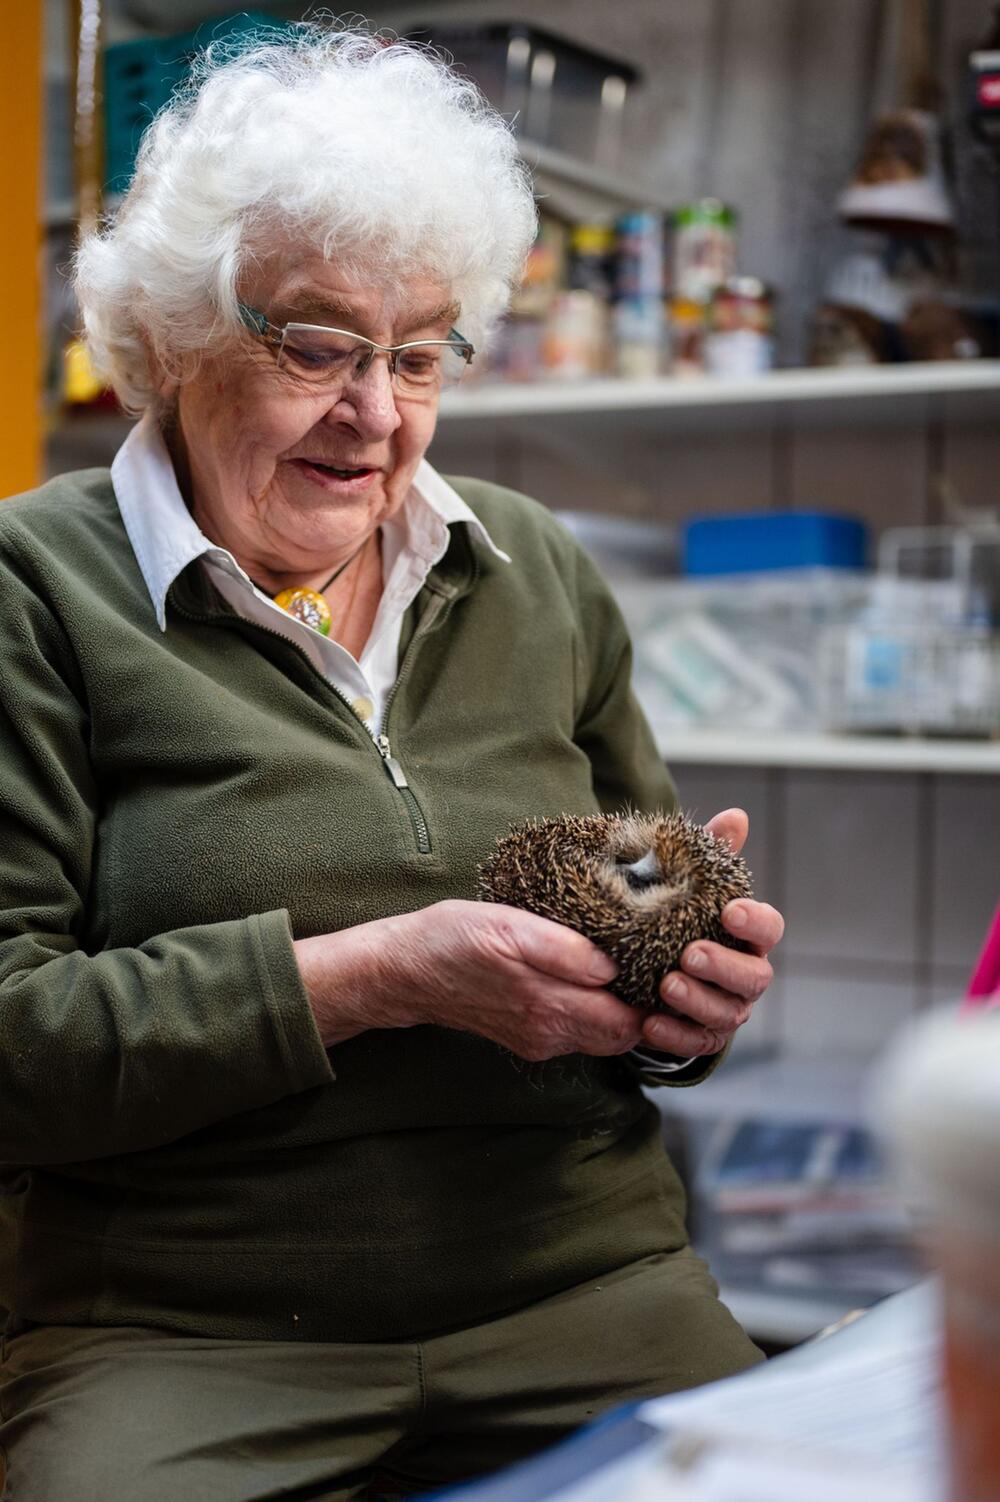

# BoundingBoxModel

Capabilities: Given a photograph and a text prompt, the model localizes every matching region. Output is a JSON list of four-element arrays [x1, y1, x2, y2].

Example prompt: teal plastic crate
[[103, 13, 291, 195]]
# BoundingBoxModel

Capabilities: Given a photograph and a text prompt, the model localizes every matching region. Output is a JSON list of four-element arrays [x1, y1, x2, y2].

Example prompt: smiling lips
[[292, 457, 380, 487]]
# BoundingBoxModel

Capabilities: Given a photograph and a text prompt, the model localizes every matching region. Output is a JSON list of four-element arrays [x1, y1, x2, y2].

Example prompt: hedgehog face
[[601, 814, 696, 912]]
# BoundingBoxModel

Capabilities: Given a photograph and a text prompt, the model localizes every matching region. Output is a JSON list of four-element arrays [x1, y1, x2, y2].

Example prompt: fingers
[[679, 939, 774, 1002], [722, 898, 785, 956], [483, 904, 617, 987], [661, 969, 756, 1032], [641, 933, 776, 1057], [640, 1010, 729, 1057], [552, 990, 645, 1057], [703, 806, 749, 855]]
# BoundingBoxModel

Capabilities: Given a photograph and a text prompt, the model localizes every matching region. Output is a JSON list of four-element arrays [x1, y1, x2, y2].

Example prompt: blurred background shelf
[[654, 728, 1000, 773], [439, 359, 1000, 424], [53, 357, 1000, 475]]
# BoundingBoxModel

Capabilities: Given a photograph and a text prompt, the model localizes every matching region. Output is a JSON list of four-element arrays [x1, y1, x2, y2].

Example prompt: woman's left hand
[[638, 807, 784, 1059]]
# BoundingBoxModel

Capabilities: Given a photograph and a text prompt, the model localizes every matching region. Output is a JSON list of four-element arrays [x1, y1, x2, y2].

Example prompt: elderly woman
[[0, 26, 783, 1502]]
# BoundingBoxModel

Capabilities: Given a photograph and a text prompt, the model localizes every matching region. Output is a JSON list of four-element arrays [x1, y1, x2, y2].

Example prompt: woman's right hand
[[294, 899, 646, 1060]]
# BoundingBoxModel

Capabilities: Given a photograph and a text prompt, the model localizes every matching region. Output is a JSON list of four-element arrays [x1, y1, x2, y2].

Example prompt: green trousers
[[0, 1248, 762, 1502]]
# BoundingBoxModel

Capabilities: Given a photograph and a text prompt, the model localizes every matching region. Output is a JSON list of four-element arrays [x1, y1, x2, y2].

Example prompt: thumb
[[704, 807, 749, 855]]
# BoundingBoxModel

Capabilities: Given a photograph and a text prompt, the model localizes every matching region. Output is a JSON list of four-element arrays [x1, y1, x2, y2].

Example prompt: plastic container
[[103, 15, 287, 194], [682, 512, 867, 576], [616, 568, 870, 732], [880, 1011, 1000, 1502]]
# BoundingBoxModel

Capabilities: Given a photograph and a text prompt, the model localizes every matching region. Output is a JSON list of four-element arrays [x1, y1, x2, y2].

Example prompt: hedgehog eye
[[616, 849, 662, 891]]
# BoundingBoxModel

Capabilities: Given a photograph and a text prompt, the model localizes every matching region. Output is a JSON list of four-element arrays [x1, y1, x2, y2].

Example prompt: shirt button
[[352, 696, 375, 722]]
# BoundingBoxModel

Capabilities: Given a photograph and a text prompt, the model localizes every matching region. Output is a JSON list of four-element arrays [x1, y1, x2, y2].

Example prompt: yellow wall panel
[[1, 0, 43, 496]]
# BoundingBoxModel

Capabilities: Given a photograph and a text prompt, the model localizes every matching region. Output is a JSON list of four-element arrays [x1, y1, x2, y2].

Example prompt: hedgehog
[[478, 811, 754, 1013]]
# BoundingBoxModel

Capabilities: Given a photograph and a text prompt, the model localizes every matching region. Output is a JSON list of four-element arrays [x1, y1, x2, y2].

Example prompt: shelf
[[439, 359, 1000, 424], [654, 728, 1000, 774], [518, 138, 671, 220], [718, 1285, 862, 1346]]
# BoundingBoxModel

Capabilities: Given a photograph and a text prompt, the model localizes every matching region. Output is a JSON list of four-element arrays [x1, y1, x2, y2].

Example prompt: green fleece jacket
[[0, 469, 715, 1343]]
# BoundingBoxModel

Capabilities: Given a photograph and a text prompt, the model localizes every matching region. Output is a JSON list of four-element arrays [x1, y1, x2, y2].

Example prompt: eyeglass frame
[[237, 301, 475, 392]]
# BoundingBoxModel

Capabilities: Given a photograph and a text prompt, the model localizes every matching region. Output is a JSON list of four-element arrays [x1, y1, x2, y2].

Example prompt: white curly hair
[[74, 21, 538, 414]]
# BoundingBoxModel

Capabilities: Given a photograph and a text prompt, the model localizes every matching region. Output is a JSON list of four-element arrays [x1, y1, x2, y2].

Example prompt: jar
[[704, 277, 775, 378], [668, 294, 707, 378], [542, 290, 609, 379]]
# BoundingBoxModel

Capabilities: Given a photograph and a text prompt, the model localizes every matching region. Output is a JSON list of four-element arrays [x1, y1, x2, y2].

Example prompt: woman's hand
[[638, 807, 785, 1060], [295, 900, 646, 1060]]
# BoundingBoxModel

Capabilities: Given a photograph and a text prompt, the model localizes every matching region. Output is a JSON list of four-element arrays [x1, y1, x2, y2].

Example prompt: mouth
[[292, 458, 379, 483]]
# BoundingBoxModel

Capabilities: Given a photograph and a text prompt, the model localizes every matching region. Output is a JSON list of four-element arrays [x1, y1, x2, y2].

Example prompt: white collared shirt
[[111, 414, 510, 737]]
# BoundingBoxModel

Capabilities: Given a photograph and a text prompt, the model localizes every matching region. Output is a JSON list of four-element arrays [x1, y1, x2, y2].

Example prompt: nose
[[326, 355, 402, 441]]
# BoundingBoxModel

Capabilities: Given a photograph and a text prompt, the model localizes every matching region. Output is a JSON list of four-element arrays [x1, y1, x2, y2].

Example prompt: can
[[613, 295, 664, 378], [567, 223, 616, 300], [673, 198, 737, 301], [614, 211, 666, 299]]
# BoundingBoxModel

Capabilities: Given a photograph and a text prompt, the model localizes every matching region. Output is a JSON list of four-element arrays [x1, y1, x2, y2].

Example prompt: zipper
[[169, 583, 447, 856], [376, 733, 431, 853], [378, 590, 449, 854]]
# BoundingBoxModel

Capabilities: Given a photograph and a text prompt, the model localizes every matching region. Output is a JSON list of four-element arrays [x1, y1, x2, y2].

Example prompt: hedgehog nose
[[618, 849, 662, 891]]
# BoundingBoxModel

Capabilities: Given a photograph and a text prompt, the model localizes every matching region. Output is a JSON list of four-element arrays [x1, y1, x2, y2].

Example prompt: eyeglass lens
[[278, 326, 470, 395]]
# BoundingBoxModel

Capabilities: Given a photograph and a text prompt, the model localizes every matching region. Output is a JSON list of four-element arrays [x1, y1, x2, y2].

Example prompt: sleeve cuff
[[625, 1040, 729, 1088], [252, 909, 336, 1092]]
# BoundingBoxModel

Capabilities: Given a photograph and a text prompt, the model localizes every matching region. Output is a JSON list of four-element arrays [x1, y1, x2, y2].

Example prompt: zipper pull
[[377, 733, 410, 790]]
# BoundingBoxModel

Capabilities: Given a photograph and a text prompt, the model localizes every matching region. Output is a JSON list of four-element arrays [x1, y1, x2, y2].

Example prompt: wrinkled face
[[168, 254, 458, 579]]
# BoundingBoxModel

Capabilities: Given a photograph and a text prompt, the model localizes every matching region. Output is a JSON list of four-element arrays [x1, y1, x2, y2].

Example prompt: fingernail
[[648, 1021, 673, 1047], [664, 975, 687, 1003], [589, 953, 617, 982], [727, 905, 747, 930], [686, 947, 706, 973]]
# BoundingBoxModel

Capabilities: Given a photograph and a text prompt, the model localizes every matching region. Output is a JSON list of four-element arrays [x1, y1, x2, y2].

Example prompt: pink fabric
[[962, 901, 1000, 1013]]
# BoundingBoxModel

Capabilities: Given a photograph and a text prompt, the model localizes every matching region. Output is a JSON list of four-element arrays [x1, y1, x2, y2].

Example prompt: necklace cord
[[252, 533, 371, 599]]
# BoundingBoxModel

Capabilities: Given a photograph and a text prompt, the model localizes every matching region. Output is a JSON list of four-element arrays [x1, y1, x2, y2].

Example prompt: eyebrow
[[277, 295, 462, 336]]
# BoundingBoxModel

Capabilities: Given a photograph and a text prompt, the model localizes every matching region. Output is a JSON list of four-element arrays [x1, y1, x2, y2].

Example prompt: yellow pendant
[[272, 587, 332, 636]]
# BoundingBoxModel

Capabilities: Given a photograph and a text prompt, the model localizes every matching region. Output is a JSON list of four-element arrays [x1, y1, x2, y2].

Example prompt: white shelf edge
[[717, 1285, 863, 1345], [653, 728, 1000, 773], [438, 360, 1000, 420]]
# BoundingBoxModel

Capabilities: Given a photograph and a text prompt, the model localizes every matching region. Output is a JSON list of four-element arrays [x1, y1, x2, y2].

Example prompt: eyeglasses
[[238, 303, 475, 398]]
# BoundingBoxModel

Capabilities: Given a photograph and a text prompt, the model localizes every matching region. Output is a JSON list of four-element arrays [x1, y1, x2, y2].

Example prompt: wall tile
[[777, 960, 920, 1059], [780, 770, 921, 965], [929, 775, 1000, 970], [786, 424, 930, 539]]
